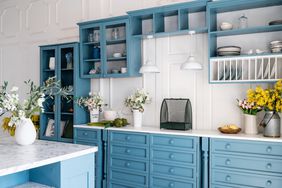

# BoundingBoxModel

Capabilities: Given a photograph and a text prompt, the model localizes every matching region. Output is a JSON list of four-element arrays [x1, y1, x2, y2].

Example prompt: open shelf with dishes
[[78, 16, 141, 78], [207, 0, 282, 83], [40, 42, 90, 142], [128, 1, 207, 38]]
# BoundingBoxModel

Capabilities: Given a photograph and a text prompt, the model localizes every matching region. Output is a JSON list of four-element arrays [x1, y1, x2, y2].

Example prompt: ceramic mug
[[121, 67, 127, 74]]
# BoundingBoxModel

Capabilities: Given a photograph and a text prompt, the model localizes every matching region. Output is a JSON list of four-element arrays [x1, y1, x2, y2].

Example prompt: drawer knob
[[125, 136, 131, 141], [266, 163, 272, 169], [125, 162, 131, 167], [83, 132, 88, 136], [225, 175, 231, 182], [169, 168, 175, 173], [225, 143, 231, 150], [266, 146, 272, 153], [169, 139, 174, 144], [169, 182, 175, 187], [125, 149, 131, 153], [225, 159, 231, 165], [266, 180, 272, 186], [169, 154, 175, 159]]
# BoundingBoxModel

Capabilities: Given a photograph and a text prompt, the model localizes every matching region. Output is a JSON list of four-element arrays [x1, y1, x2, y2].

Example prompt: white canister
[[90, 109, 99, 123], [133, 109, 143, 128], [244, 114, 258, 135], [49, 57, 55, 70]]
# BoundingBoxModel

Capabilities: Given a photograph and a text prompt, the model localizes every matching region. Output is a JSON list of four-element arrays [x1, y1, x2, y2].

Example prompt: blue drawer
[[110, 182, 145, 188], [110, 169, 148, 187], [212, 169, 282, 188], [151, 176, 195, 188], [151, 162, 195, 180], [75, 128, 101, 142], [75, 140, 98, 146], [110, 157, 148, 173], [151, 135, 196, 150], [110, 131, 148, 146], [110, 145, 148, 159], [212, 154, 282, 174], [151, 149, 195, 165], [211, 184, 250, 188], [211, 139, 282, 157]]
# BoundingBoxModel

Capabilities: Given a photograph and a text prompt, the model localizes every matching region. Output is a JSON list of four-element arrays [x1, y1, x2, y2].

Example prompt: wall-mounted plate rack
[[210, 53, 282, 83]]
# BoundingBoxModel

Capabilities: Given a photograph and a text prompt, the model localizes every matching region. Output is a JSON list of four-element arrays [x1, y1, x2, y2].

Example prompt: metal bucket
[[260, 111, 281, 138]]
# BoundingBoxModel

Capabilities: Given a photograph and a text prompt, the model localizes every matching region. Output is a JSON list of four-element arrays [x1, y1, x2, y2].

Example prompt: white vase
[[15, 118, 36, 146], [244, 114, 258, 135], [49, 57, 55, 70], [90, 109, 99, 123], [133, 109, 143, 128]]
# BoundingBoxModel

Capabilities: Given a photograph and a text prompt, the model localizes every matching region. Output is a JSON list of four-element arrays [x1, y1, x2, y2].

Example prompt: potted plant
[[124, 89, 151, 128], [77, 92, 104, 123], [237, 99, 261, 134], [247, 80, 282, 137], [0, 77, 71, 145]]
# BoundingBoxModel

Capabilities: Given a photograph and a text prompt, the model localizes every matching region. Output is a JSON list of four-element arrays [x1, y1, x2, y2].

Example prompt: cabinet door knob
[[266, 146, 272, 153], [169, 182, 174, 187], [125, 149, 131, 153], [125, 136, 131, 141], [225, 175, 231, 181], [225, 143, 231, 149], [169, 168, 175, 173], [125, 162, 131, 167], [225, 159, 231, 165], [266, 180, 272, 186], [83, 132, 88, 136], [169, 154, 175, 159], [169, 139, 174, 144], [266, 163, 272, 169]]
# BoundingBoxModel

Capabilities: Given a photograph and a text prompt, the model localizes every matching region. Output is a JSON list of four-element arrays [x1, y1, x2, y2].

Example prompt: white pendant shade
[[139, 60, 160, 73], [181, 55, 203, 70]]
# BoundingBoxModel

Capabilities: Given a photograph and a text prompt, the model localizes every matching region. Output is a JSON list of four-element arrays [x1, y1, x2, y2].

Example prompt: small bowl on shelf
[[111, 69, 119, 74], [113, 53, 122, 58], [218, 124, 241, 134], [220, 22, 233, 31]]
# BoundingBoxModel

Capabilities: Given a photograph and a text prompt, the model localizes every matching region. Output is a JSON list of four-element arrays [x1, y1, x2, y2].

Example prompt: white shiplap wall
[[0, 0, 277, 130]]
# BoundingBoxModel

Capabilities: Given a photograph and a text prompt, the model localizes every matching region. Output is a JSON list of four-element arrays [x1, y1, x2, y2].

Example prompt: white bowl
[[104, 110, 117, 121], [113, 53, 122, 58], [220, 22, 233, 30]]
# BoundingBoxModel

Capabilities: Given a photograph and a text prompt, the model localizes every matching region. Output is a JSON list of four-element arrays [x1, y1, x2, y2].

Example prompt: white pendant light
[[139, 35, 160, 74], [181, 31, 203, 70]]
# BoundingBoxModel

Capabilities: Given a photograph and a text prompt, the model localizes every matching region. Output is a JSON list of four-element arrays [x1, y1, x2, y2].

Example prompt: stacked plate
[[217, 46, 241, 56], [270, 41, 282, 53]]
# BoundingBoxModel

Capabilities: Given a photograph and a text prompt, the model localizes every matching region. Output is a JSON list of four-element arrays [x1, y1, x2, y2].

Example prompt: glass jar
[[88, 33, 94, 42], [93, 30, 99, 42], [111, 28, 119, 40], [239, 14, 248, 29]]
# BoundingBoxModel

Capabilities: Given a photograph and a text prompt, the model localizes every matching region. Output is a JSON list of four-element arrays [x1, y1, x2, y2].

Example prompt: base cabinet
[[210, 138, 282, 188]]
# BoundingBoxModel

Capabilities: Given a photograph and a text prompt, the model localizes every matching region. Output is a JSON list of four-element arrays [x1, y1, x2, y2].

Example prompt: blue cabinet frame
[[40, 42, 90, 143]]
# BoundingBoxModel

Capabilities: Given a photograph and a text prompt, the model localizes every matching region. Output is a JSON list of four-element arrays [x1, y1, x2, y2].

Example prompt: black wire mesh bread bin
[[160, 98, 192, 130]]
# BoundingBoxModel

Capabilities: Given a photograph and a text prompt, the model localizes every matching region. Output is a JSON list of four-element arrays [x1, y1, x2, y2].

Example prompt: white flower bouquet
[[125, 89, 151, 112], [0, 77, 72, 135], [77, 92, 104, 111]]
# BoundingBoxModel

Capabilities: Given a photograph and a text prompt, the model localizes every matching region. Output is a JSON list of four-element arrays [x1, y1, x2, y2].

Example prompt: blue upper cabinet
[[128, 0, 208, 38], [207, 0, 282, 84], [40, 42, 90, 143], [78, 16, 141, 78]]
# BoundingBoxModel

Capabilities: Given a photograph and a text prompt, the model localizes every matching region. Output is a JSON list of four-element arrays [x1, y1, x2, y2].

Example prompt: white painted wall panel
[[0, 0, 277, 130]]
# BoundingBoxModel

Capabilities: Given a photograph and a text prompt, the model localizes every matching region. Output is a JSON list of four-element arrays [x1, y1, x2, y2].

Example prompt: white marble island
[[0, 136, 98, 188]]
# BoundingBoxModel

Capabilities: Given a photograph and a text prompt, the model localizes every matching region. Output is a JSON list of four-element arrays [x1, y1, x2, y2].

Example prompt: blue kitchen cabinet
[[107, 131, 150, 188], [150, 134, 200, 188], [78, 16, 141, 78], [74, 127, 106, 188], [210, 138, 282, 188], [107, 131, 202, 188], [40, 42, 90, 143]]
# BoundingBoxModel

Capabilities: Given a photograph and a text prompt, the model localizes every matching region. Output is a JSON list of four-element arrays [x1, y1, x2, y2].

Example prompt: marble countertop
[[0, 136, 98, 176], [74, 124, 282, 143]]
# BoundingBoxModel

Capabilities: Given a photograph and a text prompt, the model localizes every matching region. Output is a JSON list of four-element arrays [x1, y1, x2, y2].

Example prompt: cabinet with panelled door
[[74, 127, 106, 188], [210, 138, 282, 188]]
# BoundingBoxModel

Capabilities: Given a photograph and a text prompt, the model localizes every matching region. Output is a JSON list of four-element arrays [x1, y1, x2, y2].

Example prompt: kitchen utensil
[[220, 22, 233, 30], [113, 53, 122, 58]]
